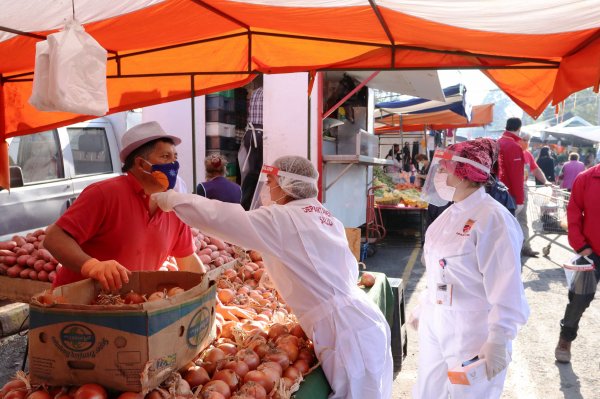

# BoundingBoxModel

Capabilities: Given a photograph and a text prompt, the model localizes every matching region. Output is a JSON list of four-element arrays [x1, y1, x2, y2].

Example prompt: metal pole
[[191, 75, 197, 192]]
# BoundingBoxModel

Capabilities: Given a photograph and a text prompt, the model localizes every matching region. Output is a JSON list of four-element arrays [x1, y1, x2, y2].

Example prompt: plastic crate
[[206, 109, 235, 124], [206, 95, 234, 111], [206, 122, 236, 137], [205, 136, 239, 151]]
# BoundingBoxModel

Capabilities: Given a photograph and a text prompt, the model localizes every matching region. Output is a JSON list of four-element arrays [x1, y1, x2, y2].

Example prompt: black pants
[[560, 254, 600, 341], [241, 172, 259, 211]]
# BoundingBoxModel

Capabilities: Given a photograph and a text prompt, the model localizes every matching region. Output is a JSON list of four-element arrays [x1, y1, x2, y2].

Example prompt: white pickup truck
[[0, 118, 123, 241]]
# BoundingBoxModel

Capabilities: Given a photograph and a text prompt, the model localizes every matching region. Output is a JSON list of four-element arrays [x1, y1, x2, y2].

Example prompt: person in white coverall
[[412, 138, 529, 399], [153, 155, 393, 399]]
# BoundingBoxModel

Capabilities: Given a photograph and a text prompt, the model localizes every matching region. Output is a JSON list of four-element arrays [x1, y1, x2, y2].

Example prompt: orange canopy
[[375, 104, 494, 133], [1, 1, 600, 188]]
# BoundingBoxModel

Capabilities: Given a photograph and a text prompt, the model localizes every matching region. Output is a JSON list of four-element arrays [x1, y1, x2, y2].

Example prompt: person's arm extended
[[532, 167, 548, 185], [175, 253, 208, 274], [44, 224, 130, 290]]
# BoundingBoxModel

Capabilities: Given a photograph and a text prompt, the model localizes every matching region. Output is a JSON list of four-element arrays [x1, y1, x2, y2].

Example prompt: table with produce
[[0, 229, 394, 399]]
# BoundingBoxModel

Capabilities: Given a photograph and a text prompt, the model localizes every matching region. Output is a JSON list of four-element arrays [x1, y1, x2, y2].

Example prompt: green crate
[[226, 162, 237, 177]]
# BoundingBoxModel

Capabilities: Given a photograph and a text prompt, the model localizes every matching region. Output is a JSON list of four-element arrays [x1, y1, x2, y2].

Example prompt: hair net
[[446, 138, 497, 183], [272, 156, 319, 199]]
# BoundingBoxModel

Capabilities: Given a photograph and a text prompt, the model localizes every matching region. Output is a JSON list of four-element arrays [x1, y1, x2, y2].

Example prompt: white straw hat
[[119, 121, 181, 162]]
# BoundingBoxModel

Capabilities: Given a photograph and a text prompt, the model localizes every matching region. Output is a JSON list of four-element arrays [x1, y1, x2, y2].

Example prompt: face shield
[[420, 149, 490, 207], [250, 164, 318, 210]]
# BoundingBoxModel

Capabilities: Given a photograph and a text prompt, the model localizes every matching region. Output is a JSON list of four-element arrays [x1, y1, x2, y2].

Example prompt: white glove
[[151, 190, 180, 212], [478, 341, 508, 380]]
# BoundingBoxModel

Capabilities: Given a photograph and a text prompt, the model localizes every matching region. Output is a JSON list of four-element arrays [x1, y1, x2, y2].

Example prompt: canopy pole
[[191, 74, 197, 193], [0, 79, 8, 190]]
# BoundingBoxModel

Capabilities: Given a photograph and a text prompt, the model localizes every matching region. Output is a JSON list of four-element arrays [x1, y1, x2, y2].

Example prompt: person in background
[[153, 155, 393, 399], [555, 163, 600, 363], [384, 144, 401, 176], [535, 146, 556, 185], [558, 152, 586, 191], [238, 76, 264, 210], [415, 153, 430, 187], [497, 117, 525, 214], [43, 122, 206, 291], [197, 153, 241, 203], [412, 138, 529, 399]]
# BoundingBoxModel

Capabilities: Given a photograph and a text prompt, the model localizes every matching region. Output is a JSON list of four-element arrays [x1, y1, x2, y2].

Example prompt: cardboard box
[[447, 358, 487, 385], [28, 271, 216, 393], [0, 275, 51, 303]]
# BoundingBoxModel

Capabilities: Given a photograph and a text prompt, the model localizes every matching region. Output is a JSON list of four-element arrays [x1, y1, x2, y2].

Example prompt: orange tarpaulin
[[1, 1, 600, 189], [375, 104, 494, 133]]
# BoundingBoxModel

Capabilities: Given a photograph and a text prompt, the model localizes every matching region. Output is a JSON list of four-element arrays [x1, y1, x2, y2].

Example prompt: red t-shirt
[[54, 174, 194, 286], [567, 164, 600, 254], [497, 131, 525, 205]]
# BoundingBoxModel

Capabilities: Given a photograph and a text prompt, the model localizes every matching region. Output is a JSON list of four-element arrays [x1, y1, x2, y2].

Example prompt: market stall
[[0, 228, 406, 398]]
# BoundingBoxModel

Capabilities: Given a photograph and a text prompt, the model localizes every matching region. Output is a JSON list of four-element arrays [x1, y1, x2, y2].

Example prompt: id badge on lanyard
[[436, 258, 453, 306]]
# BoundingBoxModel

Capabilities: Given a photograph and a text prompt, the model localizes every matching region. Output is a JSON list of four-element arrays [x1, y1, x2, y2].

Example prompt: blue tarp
[[376, 84, 472, 121]]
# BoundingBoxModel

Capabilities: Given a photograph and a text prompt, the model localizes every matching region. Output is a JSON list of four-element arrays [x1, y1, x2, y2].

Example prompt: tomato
[[73, 384, 107, 399], [26, 391, 52, 399]]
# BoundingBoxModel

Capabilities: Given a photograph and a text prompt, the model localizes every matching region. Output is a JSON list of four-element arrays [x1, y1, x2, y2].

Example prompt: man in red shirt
[[44, 122, 206, 291], [555, 163, 600, 363], [497, 118, 525, 212]]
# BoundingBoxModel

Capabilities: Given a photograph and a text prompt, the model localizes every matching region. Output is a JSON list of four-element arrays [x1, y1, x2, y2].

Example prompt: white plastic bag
[[46, 20, 108, 116], [28, 40, 55, 111]]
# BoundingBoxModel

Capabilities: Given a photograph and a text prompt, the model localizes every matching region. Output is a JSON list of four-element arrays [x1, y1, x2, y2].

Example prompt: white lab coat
[[161, 193, 393, 399], [414, 187, 529, 399]]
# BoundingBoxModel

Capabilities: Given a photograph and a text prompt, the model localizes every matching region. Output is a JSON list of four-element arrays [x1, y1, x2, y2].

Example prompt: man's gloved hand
[[478, 341, 509, 380], [81, 258, 131, 292], [151, 190, 180, 212]]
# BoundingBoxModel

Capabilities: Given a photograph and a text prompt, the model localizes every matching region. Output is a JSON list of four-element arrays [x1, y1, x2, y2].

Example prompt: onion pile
[[192, 229, 239, 270], [10, 250, 317, 399], [0, 230, 60, 282]]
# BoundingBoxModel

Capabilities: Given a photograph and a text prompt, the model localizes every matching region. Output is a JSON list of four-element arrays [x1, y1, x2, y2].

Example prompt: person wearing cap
[[554, 162, 600, 363], [411, 138, 529, 399], [152, 155, 393, 399], [44, 121, 206, 291], [197, 154, 241, 203]]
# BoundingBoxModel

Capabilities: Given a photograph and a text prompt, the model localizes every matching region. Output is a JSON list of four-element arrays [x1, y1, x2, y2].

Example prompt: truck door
[[62, 121, 121, 198]]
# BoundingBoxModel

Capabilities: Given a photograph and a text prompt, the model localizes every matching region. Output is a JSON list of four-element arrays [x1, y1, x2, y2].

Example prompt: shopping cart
[[526, 185, 570, 256]]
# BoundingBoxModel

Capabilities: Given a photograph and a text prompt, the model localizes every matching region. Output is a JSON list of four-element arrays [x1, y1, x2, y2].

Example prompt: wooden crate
[[344, 227, 361, 262], [0, 275, 52, 303]]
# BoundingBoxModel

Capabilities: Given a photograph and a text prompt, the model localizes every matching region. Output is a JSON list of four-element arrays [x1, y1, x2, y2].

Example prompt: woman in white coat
[[153, 155, 393, 399], [412, 139, 529, 399]]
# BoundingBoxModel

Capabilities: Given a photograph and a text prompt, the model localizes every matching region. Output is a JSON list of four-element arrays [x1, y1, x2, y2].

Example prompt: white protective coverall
[[414, 187, 529, 399], [156, 192, 393, 399]]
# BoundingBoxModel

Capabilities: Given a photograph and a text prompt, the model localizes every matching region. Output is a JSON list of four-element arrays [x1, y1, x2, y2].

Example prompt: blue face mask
[[143, 160, 179, 190]]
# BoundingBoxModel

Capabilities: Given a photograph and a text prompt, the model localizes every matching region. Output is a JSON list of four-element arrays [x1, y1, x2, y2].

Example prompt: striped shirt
[[248, 87, 263, 125]]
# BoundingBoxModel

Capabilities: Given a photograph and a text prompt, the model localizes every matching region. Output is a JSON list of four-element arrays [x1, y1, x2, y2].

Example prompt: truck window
[[11, 130, 64, 184], [67, 127, 113, 176]]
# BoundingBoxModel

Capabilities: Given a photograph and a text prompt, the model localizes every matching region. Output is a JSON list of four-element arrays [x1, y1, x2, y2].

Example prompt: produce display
[[0, 230, 60, 282], [2, 251, 319, 399], [372, 175, 428, 209]]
